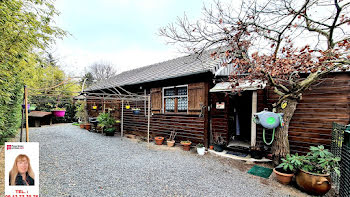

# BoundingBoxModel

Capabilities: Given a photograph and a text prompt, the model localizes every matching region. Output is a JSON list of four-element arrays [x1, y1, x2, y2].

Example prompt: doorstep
[[208, 149, 271, 163]]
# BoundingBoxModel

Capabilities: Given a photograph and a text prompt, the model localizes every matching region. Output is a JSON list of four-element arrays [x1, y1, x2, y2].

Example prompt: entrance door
[[227, 91, 252, 148]]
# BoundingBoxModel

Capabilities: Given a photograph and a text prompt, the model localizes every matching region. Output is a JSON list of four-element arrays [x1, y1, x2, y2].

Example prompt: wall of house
[[210, 93, 229, 144], [87, 78, 211, 146], [257, 72, 350, 154], [146, 81, 209, 146]]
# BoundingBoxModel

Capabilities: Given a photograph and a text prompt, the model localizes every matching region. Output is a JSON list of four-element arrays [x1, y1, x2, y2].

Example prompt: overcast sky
[[53, 0, 217, 76]]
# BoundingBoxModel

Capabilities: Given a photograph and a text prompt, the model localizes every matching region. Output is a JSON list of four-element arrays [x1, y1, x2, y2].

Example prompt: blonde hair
[[9, 154, 35, 186]]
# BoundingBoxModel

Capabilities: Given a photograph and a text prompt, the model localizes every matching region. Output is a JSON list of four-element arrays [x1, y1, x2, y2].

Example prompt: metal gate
[[331, 122, 345, 191], [339, 144, 350, 197]]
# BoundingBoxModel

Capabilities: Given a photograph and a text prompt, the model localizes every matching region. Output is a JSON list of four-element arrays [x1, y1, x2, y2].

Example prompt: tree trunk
[[271, 98, 298, 165]]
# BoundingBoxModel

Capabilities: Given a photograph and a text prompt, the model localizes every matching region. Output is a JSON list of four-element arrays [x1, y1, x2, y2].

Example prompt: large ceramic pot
[[273, 167, 294, 185], [296, 169, 331, 195]]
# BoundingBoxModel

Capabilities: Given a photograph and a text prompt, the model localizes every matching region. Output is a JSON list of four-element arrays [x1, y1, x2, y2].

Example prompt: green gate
[[331, 122, 345, 191], [339, 125, 350, 197]]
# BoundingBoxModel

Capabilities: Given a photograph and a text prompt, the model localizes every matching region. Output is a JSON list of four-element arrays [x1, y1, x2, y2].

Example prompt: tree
[[87, 61, 118, 81], [81, 72, 94, 88], [0, 0, 66, 143], [160, 0, 350, 162]]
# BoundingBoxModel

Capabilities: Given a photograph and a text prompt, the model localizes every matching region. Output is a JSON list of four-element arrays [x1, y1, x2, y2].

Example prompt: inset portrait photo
[[5, 142, 39, 196]]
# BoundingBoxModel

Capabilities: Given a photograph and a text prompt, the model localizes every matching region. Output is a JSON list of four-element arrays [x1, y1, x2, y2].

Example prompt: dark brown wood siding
[[257, 73, 350, 154], [150, 87, 162, 114], [124, 82, 209, 146], [210, 93, 229, 144]]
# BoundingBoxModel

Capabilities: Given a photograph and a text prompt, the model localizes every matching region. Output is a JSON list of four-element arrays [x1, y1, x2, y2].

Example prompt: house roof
[[86, 51, 221, 91]]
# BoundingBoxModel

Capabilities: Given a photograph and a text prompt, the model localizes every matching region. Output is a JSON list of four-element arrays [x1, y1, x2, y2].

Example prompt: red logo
[[7, 145, 11, 150]]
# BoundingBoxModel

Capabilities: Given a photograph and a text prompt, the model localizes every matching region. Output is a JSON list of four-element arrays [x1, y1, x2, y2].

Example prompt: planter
[[125, 105, 130, 109], [273, 167, 294, 185], [105, 132, 115, 136], [22, 104, 30, 110], [79, 124, 84, 129], [84, 123, 91, 131], [155, 136, 164, 145], [104, 127, 116, 136], [167, 140, 175, 147], [250, 149, 263, 159], [209, 145, 214, 150], [181, 141, 192, 151], [295, 169, 331, 195], [197, 147, 205, 155], [132, 109, 141, 115], [214, 144, 224, 152], [52, 110, 66, 117], [92, 105, 97, 110]]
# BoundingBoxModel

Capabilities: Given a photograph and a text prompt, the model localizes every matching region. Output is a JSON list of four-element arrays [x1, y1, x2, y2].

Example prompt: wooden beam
[[25, 85, 29, 142], [251, 91, 257, 147]]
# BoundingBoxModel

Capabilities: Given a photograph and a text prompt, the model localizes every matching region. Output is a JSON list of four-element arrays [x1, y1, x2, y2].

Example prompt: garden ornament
[[253, 109, 284, 145]]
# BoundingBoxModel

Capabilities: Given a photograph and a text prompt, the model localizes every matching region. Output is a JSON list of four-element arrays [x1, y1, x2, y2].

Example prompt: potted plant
[[132, 108, 141, 115], [180, 140, 192, 151], [196, 143, 205, 155], [154, 136, 164, 145], [167, 130, 177, 147], [97, 113, 117, 136], [213, 136, 225, 152], [22, 104, 30, 110], [274, 153, 303, 185], [51, 107, 66, 117], [294, 145, 340, 195], [75, 101, 90, 130], [250, 146, 263, 159]]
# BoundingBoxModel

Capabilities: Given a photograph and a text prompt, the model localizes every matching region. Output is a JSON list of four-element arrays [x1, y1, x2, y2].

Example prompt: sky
[[53, 0, 214, 76]]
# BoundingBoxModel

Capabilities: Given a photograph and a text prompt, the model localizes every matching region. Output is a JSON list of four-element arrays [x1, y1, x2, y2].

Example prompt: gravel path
[[28, 124, 304, 197]]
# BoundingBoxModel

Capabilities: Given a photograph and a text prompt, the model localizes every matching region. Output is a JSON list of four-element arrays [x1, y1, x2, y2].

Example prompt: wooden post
[[251, 91, 257, 147], [24, 85, 29, 142], [121, 99, 124, 138], [147, 95, 151, 144]]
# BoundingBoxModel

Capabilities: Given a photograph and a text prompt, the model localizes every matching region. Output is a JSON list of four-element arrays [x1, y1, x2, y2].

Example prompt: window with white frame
[[163, 85, 188, 113]]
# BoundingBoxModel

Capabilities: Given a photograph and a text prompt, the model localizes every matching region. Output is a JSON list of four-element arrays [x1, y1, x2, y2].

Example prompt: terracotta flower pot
[[167, 140, 175, 147], [181, 141, 192, 151], [79, 124, 84, 129], [296, 169, 331, 195], [84, 124, 91, 131], [155, 136, 164, 145], [273, 168, 294, 185], [209, 145, 214, 150]]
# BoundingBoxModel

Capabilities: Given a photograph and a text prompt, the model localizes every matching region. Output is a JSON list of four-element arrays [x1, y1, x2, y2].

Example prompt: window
[[163, 85, 188, 113]]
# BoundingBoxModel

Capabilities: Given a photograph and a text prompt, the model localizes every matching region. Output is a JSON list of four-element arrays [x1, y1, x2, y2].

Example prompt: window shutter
[[151, 87, 162, 114], [188, 82, 208, 115]]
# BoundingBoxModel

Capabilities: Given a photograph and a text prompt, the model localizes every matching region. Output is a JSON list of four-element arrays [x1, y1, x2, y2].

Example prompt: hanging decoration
[[92, 102, 97, 110], [125, 100, 130, 109], [253, 109, 284, 145], [132, 99, 141, 115]]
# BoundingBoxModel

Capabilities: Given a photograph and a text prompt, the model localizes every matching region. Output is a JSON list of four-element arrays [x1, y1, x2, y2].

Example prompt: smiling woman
[[9, 154, 35, 186]]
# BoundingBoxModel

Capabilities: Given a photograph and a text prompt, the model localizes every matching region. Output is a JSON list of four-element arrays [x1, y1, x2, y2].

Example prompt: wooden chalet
[[86, 52, 350, 154]]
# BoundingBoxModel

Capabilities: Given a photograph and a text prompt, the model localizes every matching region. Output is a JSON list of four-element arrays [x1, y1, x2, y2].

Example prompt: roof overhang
[[210, 80, 266, 92]]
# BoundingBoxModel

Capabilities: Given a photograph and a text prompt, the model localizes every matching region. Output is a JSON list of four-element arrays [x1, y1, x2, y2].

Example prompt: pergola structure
[[22, 79, 152, 143], [83, 84, 151, 143]]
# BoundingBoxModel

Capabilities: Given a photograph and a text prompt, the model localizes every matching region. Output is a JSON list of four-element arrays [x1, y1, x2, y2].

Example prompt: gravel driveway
[[28, 124, 305, 197]]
